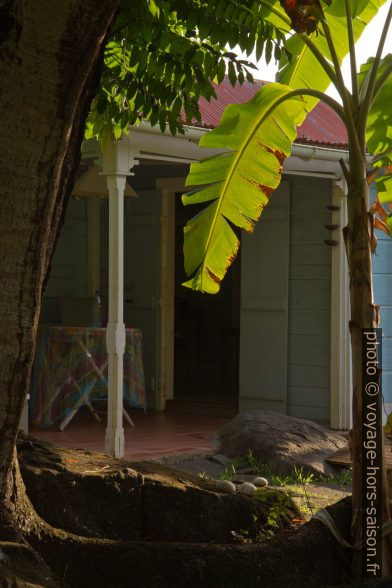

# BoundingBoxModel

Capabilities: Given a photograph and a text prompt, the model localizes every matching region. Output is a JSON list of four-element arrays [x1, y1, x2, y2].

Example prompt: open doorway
[[173, 193, 240, 411]]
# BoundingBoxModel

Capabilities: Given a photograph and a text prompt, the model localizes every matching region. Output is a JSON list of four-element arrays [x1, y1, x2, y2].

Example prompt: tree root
[[0, 436, 354, 587]]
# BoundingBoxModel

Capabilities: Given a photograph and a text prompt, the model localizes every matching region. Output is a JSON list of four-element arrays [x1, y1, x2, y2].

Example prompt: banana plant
[[183, 0, 392, 579]]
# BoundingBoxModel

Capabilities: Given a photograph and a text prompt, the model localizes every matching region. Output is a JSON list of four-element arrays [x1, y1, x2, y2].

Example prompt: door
[[239, 181, 290, 413], [123, 190, 160, 403]]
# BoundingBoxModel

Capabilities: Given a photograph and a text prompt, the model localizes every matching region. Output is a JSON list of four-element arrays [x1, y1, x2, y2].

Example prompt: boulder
[[218, 410, 348, 475]]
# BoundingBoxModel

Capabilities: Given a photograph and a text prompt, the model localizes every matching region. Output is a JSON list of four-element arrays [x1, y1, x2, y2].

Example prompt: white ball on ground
[[237, 482, 257, 496], [253, 477, 268, 487], [216, 480, 236, 493]]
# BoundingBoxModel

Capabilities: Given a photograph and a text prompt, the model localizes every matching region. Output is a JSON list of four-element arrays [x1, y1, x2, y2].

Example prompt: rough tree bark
[[0, 0, 118, 506]]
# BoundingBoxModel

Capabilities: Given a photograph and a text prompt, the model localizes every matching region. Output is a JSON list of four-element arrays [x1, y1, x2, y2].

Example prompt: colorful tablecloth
[[29, 326, 146, 427]]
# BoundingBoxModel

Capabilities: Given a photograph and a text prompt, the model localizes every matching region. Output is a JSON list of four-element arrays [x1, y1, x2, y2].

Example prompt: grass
[[197, 452, 352, 539], [219, 458, 241, 480], [199, 450, 352, 492], [319, 467, 352, 488], [246, 450, 316, 485]]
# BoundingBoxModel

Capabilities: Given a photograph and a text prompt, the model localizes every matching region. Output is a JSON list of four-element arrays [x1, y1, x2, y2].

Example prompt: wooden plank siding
[[41, 197, 87, 323], [287, 176, 333, 423]]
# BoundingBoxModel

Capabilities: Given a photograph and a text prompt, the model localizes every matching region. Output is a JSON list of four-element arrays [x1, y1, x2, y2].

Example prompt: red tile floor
[[29, 406, 229, 461]]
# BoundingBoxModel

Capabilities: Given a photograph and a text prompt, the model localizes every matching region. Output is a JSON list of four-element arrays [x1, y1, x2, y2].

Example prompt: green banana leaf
[[182, 0, 388, 293], [359, 55, 392, 215], [182, 83, 309, 293]]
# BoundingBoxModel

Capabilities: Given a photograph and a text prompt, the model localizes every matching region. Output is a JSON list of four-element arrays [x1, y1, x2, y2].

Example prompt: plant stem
[[298, 34, 339, 89], [321, 20, 351, 109], [321, 20, 363, 166], [344, 0, 359, 108]]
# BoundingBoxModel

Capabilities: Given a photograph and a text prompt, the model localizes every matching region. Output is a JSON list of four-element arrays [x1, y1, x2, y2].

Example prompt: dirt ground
[[153, 451, 352, 521]]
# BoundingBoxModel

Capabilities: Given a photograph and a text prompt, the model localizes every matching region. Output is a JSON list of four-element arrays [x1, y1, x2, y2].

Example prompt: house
[[33, 78, 392, 456]]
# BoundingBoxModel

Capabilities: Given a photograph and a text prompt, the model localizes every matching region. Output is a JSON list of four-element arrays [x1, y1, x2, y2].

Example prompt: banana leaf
[[183, 83, 309, 293], [182, 0, 388, 293]]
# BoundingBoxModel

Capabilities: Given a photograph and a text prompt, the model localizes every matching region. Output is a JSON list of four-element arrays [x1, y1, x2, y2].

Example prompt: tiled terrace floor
[[29, 407, 229, 461]]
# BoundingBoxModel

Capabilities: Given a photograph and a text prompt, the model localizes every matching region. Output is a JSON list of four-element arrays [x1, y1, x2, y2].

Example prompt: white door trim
[[155, 177, 186, 409]]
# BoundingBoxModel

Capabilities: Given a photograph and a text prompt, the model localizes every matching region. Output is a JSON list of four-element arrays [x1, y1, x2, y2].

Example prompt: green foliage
[[86, 0, 287, 141], [360, 54, 392, 207], [246, 450, 315, 485], [319, 467, 353, 489], [253, 487, 293, 537], [218, 458, 241, 480], [182, 0, 388, 292]]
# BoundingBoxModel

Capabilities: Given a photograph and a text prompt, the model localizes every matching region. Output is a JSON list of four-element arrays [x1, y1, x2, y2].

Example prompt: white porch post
[[330, 179, 352, 430], [101, 138, 137, 458]]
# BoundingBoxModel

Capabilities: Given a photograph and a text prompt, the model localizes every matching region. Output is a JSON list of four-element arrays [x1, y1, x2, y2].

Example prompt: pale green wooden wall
[[40, 197, 87, 323], [41, 177, 335, 422], [287, 176, 332, 423]]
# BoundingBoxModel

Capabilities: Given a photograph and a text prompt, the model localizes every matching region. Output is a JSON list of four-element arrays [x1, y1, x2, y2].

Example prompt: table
[[29, 326, 146, 429]]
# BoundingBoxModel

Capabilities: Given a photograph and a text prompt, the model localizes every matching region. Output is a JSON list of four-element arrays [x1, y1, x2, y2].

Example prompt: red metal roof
[[192, 78, 348, 150]]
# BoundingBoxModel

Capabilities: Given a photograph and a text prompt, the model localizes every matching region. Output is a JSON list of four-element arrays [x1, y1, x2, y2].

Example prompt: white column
[[104, 174, 126, 457], [330, 179, 352, 430], [101, 138, 138, 458]]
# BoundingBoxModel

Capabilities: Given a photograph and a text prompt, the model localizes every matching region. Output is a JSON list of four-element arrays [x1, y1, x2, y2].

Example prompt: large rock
[[218, 410, 347, 475]]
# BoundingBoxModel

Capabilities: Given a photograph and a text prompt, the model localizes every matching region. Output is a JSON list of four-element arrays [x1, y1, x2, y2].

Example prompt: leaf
[[228, 60, 236, 86], [277, 0, 387, 97], [216, 58, 226, 83], [377, 171, 392, 206], [113, 124, 122, 140], [362, 55, 392, 212], [362, 55, 392, 160], [384, 412, 392, 435], [182, 83, 309, 293], [265, 38, 273, 64], [180, 0, 387, 293]]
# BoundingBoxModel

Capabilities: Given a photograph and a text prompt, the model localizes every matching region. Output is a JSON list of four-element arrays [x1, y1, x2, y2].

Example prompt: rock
[[254, 477, 268, 487], [237, 482, 257, 496], [215, 480, 236, 494], [209, 454, 233, 466], [236, 467, 256, 475], [218, 410, 347, 475]]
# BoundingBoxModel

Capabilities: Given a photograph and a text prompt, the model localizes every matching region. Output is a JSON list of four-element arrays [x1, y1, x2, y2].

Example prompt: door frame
[[155, 175, 351, 427], [155, 177, 186, 410]]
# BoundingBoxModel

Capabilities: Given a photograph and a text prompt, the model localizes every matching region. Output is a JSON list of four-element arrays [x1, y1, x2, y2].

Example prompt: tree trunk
[[0, 0, 118, 503], [347, 139, 392, 578]]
